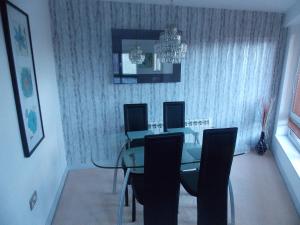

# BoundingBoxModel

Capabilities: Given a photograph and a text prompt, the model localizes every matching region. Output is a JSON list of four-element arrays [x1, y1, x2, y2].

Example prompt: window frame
[[288, 60, 300, 153], [288, 128, 300, 152]]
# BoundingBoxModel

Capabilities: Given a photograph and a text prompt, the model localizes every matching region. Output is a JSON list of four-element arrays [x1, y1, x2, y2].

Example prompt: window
[[289, 71, 300, 151]]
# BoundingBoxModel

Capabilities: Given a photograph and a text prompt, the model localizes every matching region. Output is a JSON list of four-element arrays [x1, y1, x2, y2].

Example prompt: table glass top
[[91, 129, 243, 170], [126, 130, 154, 141], [167, 127, 198, 134]]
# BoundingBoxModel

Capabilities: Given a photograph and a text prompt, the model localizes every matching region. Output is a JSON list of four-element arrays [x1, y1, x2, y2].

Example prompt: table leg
[[113, 143, 126, 193], [229, 179, 235, 225], [113, 169, 118, 194], [117, 168, 131, 225]]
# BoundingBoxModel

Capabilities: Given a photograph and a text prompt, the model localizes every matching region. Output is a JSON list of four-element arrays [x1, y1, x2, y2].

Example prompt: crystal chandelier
[[154, 25, 187, 64], [154, 0, 187, 64], [129, 45, 145, 65]]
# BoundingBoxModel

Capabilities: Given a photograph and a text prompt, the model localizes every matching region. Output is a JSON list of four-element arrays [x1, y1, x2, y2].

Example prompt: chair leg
[[229, 179, 235, 225], [125, 185, 129, 207], [132, 191, 136, 222], [123, 169, 129, 207]]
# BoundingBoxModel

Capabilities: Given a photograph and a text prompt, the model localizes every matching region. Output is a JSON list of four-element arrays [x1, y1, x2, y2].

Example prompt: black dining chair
[[131, 133, 184, 225], [180, 127, 238, 225], [124, 103, 148, 132], [163, 101, 185, 132], [123, 103, 148, 206]]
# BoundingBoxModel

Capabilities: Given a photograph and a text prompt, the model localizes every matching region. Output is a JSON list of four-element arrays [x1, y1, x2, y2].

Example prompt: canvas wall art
[[1, 1, 44, 157]]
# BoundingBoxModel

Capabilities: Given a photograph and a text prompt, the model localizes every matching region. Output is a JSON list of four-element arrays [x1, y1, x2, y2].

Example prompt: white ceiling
[[106, 0, 297, 13]]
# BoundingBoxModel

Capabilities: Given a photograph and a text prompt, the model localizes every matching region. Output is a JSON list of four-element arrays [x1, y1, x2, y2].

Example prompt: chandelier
[[129, 45, 145, 65], [154, 0, 187, 64], [154, 25, 187, 64]]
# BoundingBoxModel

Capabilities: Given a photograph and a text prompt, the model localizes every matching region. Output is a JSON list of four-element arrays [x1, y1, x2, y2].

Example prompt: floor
[[52, 151, 300, 225]]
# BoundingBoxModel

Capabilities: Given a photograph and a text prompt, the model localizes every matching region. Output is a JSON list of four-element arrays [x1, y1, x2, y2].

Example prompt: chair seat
[[180, 170, 199, 197]]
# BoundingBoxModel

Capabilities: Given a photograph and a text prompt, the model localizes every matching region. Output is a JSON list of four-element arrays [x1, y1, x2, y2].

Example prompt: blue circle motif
[[27, 110, 38, 134], [21, 68, 33, 98]]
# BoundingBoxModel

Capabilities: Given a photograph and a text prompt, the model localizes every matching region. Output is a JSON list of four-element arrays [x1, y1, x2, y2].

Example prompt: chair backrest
[[144, 133, 184, 225], [163, 101, 185, 132], [123, 103, 148, 133], [197, 127, 238, 225]]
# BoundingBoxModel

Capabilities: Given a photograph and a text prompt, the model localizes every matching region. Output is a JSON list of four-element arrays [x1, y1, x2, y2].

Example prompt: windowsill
[[275, 134, 300, 178]]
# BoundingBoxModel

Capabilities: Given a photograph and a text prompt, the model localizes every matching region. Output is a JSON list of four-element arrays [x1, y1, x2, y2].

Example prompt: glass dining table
[[91, 127, 239, 225]]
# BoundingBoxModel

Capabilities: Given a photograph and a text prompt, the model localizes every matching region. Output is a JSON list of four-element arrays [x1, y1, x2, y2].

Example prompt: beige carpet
[[52, 151, 300, 225]]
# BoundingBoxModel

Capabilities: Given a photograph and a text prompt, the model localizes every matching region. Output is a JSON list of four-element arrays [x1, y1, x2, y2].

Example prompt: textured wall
[[0, 0, 67, 224], [49, 0, 287, 167]]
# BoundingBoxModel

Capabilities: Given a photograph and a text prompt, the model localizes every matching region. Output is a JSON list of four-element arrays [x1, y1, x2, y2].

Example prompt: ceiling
[[106, 0, 297, 13]]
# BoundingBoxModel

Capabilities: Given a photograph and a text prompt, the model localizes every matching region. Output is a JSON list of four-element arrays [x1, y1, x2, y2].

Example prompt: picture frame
[[1, 1, 44, 157], [112, 29, 181, 84]]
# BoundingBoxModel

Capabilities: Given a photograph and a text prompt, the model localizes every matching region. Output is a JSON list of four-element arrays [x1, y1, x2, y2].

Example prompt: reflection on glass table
[[167, 127, 200, 143], [122, 143, 201, 174], [126, 130, 154, 142]]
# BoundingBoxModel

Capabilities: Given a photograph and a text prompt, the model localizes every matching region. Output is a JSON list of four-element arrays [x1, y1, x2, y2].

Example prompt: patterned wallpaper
[[49, 0, 287, 167]]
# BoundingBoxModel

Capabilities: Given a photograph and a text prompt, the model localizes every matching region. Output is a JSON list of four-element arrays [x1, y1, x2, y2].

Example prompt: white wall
[[272, 25, 300, 215], [284, 1, 300, 27], [0, 0, 67, 225]]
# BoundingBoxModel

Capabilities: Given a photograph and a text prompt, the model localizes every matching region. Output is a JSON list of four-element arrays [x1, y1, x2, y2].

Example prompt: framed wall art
[[1, 1, 44, 157]]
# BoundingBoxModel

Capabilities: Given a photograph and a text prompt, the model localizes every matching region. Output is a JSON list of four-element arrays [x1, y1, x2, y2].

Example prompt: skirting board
[[45, 167, 69, 225]]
